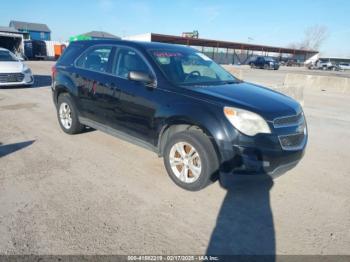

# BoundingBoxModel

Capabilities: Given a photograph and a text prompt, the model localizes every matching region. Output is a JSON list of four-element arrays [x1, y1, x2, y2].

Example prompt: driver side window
[[115, 48, 151, 79]]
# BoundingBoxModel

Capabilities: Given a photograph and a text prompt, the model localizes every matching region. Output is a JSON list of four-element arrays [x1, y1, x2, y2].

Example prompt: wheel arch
[[54, 85, 70, 105], [157, 120, 222, 164], [53, 74, 78, 105]]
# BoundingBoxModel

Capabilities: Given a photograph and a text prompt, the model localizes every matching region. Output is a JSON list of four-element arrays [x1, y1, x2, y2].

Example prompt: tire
[[163, 130, 219, 191], [264, 64, 269, 70], [57, 93, 84, 134], [250, 63, 255, 69]]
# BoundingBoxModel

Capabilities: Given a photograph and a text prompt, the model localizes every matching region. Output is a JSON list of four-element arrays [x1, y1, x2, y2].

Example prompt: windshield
[[0, 50, 18, 62], [149, 50, 237, 85]]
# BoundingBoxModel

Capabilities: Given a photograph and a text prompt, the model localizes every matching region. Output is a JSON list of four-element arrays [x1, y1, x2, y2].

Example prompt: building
[[0, 26, 24, 54], [70, 31, 120, 42], [9, 20, 51, 41], [83, 31, 120, 40], [317, 57, 350, 65], [123, 33, 319, 64]]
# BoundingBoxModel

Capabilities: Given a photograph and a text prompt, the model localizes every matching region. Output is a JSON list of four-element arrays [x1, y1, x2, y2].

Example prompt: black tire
[[250, 63, 255, 68], [264, 64, 269, 70], [163, 130, 219, 191], [57, 93, 84, 134]]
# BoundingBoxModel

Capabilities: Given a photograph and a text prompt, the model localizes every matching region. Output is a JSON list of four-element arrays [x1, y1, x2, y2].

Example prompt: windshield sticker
[[156, 57, 171, 64], [153, 52, 183, 57], [196, 53, 212, 61]]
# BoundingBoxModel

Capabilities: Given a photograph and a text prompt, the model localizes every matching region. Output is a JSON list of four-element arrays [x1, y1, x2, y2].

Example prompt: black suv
[[52, 40, 307, 191], [250, 56, 279, 70]]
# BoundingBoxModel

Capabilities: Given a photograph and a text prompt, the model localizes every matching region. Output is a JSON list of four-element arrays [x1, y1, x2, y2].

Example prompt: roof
[[0, 26, 21, 34], [9, 20, 51, 32], [82, 31, 121, 39], [149, 33, 318, 55], [69, 39, 196, 51]]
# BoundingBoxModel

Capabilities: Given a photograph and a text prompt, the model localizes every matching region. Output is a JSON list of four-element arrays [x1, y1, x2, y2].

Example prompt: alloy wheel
[[169, 142, 202, 183], [59, 102, 72, 129]]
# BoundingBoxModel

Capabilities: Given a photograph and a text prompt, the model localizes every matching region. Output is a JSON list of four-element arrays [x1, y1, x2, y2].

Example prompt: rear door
[[73, 45, 118, 125]]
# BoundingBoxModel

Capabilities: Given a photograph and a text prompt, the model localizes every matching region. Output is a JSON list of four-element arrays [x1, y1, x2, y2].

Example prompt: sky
[[1, 0, 349, 57]]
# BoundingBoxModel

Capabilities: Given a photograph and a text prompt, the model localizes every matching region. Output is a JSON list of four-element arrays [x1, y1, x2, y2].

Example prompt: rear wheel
[[57, 93, 84, 134], [250, 63, 255, 69], [264, 64, 269, 70], [163, 130, 219, 191]]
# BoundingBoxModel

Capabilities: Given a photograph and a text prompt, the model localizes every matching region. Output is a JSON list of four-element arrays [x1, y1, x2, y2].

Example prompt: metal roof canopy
[[150, 33, 318, 55]]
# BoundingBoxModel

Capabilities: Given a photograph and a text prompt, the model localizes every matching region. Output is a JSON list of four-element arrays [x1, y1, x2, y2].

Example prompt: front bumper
[[268, 64, 279, 70], [220, 115, 307, 178], [0, 74, 34, 87], [230, 142, 306, 178]]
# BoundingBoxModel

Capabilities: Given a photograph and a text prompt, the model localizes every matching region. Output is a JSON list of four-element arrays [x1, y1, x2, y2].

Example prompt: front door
[[108, 47, 157, 144]]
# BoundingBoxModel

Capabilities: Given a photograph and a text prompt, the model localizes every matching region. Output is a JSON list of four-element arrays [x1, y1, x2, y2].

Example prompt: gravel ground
[[0, 61, 349, 255]]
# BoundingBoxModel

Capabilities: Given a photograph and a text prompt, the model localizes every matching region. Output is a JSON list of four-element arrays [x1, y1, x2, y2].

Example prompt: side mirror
[[128, 71, 156, 87]]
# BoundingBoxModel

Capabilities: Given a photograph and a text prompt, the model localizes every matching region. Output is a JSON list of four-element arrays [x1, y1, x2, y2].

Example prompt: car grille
[[274, 112, 307, 150], [273, 112, 304, 128], [0, 73, 24, 83]]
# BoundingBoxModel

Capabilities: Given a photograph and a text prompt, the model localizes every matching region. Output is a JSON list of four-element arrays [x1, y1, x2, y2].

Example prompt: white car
[[0, 47, 34, 87], [339, 62, 350, 70]]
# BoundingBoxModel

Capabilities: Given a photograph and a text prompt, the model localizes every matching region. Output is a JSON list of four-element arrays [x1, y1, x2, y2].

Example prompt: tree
[[301, 25, 329, 50], [288, 25, 329, 51]]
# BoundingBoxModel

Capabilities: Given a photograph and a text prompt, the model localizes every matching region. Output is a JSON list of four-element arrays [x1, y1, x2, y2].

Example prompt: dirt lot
[[0, 61, 349, 255]]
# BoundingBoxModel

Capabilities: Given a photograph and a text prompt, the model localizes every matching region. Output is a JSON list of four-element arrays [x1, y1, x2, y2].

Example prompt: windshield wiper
[[221, 80, 241, 85]]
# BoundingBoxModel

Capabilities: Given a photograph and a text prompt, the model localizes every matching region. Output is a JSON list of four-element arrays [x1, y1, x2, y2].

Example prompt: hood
[[183, 82, 301, 120], [0, 61, 24, 73]]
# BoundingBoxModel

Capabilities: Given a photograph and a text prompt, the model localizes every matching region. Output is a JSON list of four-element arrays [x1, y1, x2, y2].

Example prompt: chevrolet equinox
[[51, 40, 307, 191]]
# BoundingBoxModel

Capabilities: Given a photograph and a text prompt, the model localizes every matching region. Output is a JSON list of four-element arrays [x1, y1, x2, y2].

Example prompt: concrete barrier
[[283, 73, 350, 93]]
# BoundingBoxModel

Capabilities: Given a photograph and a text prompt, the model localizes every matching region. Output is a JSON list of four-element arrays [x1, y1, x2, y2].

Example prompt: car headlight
[[224, 106, 271, 136]]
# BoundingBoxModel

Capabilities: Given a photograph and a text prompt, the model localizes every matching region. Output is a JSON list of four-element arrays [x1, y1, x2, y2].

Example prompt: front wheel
[[163, 130, 219, 191]]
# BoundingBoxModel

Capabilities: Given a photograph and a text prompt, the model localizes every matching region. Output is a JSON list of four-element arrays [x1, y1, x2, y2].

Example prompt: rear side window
[[114, 48, 151, 79], [76, 46, 113, 73], [57, 44, 84, 66]]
